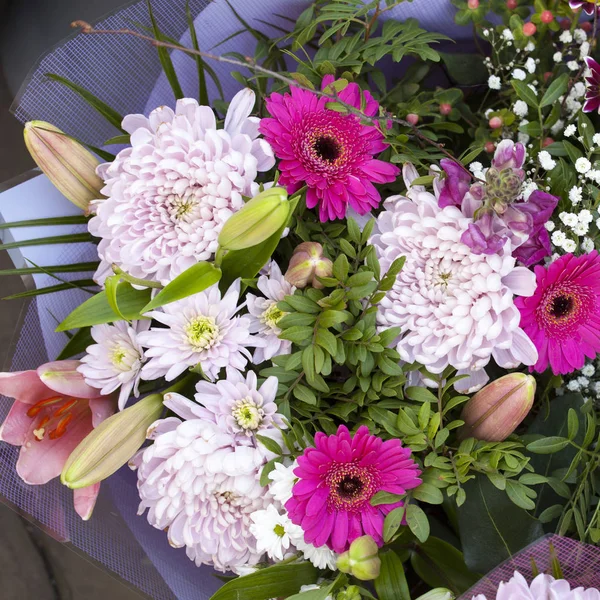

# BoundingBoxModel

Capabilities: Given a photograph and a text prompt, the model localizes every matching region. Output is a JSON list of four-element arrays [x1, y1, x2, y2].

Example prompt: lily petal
[[37, 361, 101, 399], [0, 370, 54, 404], [0, 400, 34, 445], [73, 483, 101, 520], [88, 396, 117, 428]]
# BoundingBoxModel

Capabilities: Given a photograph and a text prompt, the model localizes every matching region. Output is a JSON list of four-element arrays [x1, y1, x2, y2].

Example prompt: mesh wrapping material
[[3, 0, 479, 597], [461, 535, 600, 600]]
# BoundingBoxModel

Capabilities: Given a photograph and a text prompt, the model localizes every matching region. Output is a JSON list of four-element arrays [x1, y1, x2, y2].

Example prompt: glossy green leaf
[[0, 262, 98, 276], [375, 550, 410, 600], [511, 81, 539, 108], [56, 283, 151, 331], [105, 274, 127, 321], [540, 73, 569, 108], [526, 437, 570, 454], [0, 233, 93, 250], [142, 261, 221, 313], [0, 215, 89, 229], [406, 504, 429, 543], [56, 327, 93, 360], [209, 561, 318, 600]]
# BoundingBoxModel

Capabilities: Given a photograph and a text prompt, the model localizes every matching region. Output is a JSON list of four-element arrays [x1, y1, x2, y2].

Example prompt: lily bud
[[23, 121, 104, 212], [459, 373, 536, 442], [61, 393, 164, 489], [218, 187, 289, 250], [285, 242, 333, 289], [415, 589, 454, 600], [337, 535, 381, 581]]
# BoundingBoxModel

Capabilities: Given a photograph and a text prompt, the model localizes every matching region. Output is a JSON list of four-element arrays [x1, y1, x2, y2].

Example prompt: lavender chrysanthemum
[[78, 320, 148, 410], [371, 164, 539, 392], [89, 89, 275, 286], [138, 281, 261, 381], [247, 261, 295, 363]]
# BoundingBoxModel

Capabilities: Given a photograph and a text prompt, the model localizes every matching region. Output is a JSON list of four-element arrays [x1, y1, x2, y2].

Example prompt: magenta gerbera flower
[[285, 425, 421, 554], [259, 77, 399, 221], [515, 251, 600, 375], [583, 57, 600, 113]]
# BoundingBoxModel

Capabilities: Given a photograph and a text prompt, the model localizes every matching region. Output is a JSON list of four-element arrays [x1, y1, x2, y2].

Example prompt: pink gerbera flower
[[259, 77, 399, 221], [515, 251, 600, 375], [285, 425, 421, 553]]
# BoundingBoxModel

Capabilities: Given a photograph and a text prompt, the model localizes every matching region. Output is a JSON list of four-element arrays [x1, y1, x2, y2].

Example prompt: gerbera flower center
[[314, 135, 342, 162], [26, 396, 80, 441], [262, 302, 286, 330], [537, 283, 595, 338], [325, 461, 379, 512], [185, 316, 220, 350], [231, 397, 264, 431], [550, 295, 574, 318]]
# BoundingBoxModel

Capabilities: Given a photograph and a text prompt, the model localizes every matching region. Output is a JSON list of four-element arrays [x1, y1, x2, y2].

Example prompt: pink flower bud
[[540, 10, 554, 23], [543, 72, 553, 82], [506, 0, 518, 9], [406, 113, 419, 125], [489, 116, 503, 129], [468, 0, 479, 8], [459, 373, 536, 442], [523, 22, 537, 36], [285, 242, 333, 289], [560, 18, 572, 29], [439, 103, 452, 116], [542, 137, 554, 147], [485, 141, 496, 153]]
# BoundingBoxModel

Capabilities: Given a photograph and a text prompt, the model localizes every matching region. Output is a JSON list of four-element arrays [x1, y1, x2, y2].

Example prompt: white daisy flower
[[290, 530, 338, 570], [247, 261, 295, 364], [138, 281, 261, 381], [249, 504, 302, 561], [89, 90, 275, 286], [268, 460, 298, 505], [78, 320, 148, 410]]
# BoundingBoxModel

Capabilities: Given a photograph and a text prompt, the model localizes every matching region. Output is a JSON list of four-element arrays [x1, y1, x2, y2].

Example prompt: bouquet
[[2, 0, 600, 598]]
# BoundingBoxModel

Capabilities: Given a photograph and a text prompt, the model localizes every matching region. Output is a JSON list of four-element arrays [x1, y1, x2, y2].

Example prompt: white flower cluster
[[549, 206, 595, 254], [558, 358, 600, 404], [538, 151, 556, 171]]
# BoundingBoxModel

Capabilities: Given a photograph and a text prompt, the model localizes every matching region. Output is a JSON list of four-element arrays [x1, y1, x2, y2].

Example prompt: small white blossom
[[551, 230, 566, 246], [563, 239, 577, 252], [290, 531, 338, 570], [513, 100, 528, 117], [502, 28, 514, 41], [521, 180, 538, 201], [483, 29, 490, 37], [581, 41, 590, 59], [575, 157, 592, 174], [469, 161, 484, 174], [587, 169, 600, 184], [550, 119, 564, 135], [582, 237, 595, 253], [572, 82, 586, 99], [525, 42, 535, 52], [593, 134, 600, 146], [524, 57, 536, 74], [579, 209, 594, 224], [574, 28, 587, 44], [488, 75, 501, 90], [582, 364, 596, 377], [567, 380, 582, 392], [578, 376, 590, 386], [568, 61, 580, 72], [564, 124, 577, 137], [596, 217, 600, 229], [560, 212, 578, 227], [512, 69, 526, 81], [573, 222, 589, 236], [553, 52, 563, 63], [545, 221, 556, 232], [560, 30, 573, 44], [569, 186, 583, 205], [538, 150, 556, 170]]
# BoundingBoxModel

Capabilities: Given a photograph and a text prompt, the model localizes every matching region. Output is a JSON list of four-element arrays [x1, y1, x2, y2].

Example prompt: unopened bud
[[285, 242, 333, 289], [218, 187, 290, 251], [540, 10, 554, 23], [23, 121, 104, 212], [406, 113, 419, 126], [337, 585, 362, 600], [468, 0, 479, 8], [489, 116, 503, 130], [337, 536, 381, 581], [506, 0, 517, 9], [415, 589, 454, 600], [523, 22, 537, 36], [485, 141, 496, 153], [439, 103, 452, 116], [61, 393, 164, 488], [459, 373, 536, 441]]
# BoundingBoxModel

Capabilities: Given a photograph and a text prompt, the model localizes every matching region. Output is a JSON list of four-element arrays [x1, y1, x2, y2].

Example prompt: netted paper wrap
[[461, 535, 600, 600], [3, 0, 473, 598]]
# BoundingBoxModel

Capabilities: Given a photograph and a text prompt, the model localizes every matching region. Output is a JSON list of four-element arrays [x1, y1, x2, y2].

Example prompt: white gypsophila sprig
[[166, 370, 286, 447], [138, 281, 262, 381], [89, 90, 275, 286], [247, 261, 295, 364], [78, 320, 148, 410], [132, 414, 271, 572], [370, 164, 538, 393]]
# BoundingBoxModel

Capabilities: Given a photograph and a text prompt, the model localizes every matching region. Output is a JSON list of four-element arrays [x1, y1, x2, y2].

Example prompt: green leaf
[[141, 261, 221, 312], [209, 561, 318, 600], [3, 279, 97, 300], [315, 329, 338, 356], [375, 550, 410, 600], [412, 483, 444, 505], [371, 491, 403, 506], [511, 81, 539, 109], [56, 283, 151, 331], [0, 262, 98, 277], [56, 327, 93, 360], [186, 0, 209, 105], [45, 73, 125, 133], [457, 476, 544, 573], [406, 504, 429, 543], [0, 215, 89, 229], [105, 274, 127, 321], [220, 196, 299, 290], [505, 479, 536, 510], [255, 434, 282, 455], [540, 73, 569, 108], [440, 52, 488, 86], [147, 0, 184, 99], [286, 574, 345, 600], [293, 384, 318, 406], [0, 233, 93, 251], [567, 408, 579, 440], [383, 506, 405, 542], [526, 437, 570, 454], [405, 386, 437, 403]]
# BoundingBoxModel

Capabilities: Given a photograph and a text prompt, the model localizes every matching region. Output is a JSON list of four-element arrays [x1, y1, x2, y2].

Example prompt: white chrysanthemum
[[472, 571, 600, 600], [167, 369, 285, 445], [249, 504, 303, 561], [290, 530, 338, 570], [89, 89, 275, 286], [132, 414, 270, 572], [247, 261, 295, 364], [78, 320, 148, 410], [268, 460, 298, 505], [138, 281, 261, 381], [371, 164, 538, 392]]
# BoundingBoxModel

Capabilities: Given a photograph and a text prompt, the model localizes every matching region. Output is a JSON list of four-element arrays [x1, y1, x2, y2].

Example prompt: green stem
[[112, 265, 162, 289]]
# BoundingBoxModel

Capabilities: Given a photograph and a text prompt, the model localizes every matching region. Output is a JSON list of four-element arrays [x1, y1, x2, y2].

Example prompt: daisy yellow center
[[262, 302, 286, 330], [231, 397, 264, 430], [185, 316, 220, 350], [111, 346, 127, 366], [273, 524, 286, 537]]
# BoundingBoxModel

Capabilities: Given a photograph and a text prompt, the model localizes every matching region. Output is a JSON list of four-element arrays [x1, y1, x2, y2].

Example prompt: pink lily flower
[[0, 360, 117, 520]]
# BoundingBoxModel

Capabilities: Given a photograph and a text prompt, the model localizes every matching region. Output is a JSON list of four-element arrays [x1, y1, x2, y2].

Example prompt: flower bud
[[489, 116, 503, 130], [337, 535, 381, 581], [61, 393, 164, 488], [415, 589, 454, 600], [540, 10, 554, 23], [23, 121, 104, 212], [406, 113, 419, 126], [218, 187, 290, 251], [459, 373, 536, 442], [337, 586, 362, 600], [285, 242, 333, 289], [468, 0, 479, 8], [439, 103, 452, 116], [506, 0, 517, 9], [523, 22, 537, 36]]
